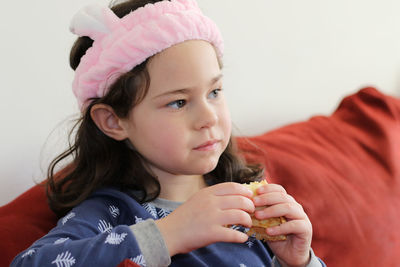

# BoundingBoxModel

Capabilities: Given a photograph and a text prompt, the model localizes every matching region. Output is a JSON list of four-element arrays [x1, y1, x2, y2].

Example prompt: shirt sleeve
[[129, 219, 171, 266], [271, 248, 326, 267], [11, 196, 149, 267]]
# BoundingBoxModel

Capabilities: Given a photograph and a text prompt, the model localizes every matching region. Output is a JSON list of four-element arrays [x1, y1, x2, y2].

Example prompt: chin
[[196, 160, 220, 175]]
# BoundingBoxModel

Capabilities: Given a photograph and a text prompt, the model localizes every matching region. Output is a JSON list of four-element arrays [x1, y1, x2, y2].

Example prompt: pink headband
[[70, 0, 224, 110]]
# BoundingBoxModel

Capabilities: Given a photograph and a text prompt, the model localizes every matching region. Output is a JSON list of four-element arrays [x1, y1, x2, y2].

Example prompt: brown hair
[[47, 0, 264, 218]]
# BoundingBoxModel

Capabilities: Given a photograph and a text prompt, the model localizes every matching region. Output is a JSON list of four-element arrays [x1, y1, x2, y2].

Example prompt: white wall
[[1, 0, 400, 205]]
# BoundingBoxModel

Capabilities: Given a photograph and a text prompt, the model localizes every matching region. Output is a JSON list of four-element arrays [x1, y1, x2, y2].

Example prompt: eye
[[167, 99, 186, 109], [209, 89, 222, 99]]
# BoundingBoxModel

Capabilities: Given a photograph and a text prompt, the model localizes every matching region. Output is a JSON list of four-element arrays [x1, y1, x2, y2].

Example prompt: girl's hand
[[155, 182, 255, 256], [253, 183, 312, 267]]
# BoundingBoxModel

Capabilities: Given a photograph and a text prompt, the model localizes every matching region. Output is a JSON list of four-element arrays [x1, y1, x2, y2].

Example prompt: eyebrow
[[153, 73, 224, 99]]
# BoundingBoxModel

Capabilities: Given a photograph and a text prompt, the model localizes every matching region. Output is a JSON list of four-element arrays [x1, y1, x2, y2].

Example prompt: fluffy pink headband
[[70, 0, 224, 110]]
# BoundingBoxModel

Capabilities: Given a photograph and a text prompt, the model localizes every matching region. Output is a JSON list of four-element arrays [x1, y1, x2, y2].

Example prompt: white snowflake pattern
[[109, 205, 120, 218], [230, 225, 242, 231], [54, 237, 70, 245], [130, 254, 146, 266], [157, 208, 171, 218], [51, 250, 76, 267], [246, 234, 256, 248], [239, 264, 247, 267], [62, 212, 75, 225], [142, 203, 157, 218], [98, 219, 113, 233], [21, 249, 35, 258], [105, 232, 128, 245], [134, 216, 144, 224], [246, 238, 254, 248]]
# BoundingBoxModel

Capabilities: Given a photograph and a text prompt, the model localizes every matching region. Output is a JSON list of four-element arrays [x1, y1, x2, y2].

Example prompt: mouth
[[193, 140, 220, 151]]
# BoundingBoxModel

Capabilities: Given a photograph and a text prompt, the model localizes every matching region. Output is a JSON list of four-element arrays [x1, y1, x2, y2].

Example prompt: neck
[[156, 173, 207, 202]]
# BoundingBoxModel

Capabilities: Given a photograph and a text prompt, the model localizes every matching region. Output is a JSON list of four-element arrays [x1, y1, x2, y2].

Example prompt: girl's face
[[121, 40, 231, 177]]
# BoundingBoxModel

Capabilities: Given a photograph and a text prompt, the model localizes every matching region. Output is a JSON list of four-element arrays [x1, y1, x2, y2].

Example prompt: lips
[[194, 140, 220, 151]]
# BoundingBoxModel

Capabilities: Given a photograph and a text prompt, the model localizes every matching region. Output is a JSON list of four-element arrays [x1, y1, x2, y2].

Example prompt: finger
[[217, 195, 255, 214], [255, 202, 306, 221], [266, 219, 312, 238], [213, 226, 249, 244], [253, 191, 295, 207], [256, 183, 287, 195], [209, 182, 254, 198], [220, 209, 253, 228]]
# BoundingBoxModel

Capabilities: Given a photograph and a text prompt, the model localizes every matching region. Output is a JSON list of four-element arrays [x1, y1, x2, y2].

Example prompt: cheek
[[144, 118, 186, 152], [219, 101, 232, 137]]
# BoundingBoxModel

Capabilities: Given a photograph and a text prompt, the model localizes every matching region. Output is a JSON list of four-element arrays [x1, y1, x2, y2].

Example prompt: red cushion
[[0, 184, 57, 266], [1, 87, 399, 266], [117, 259, 140, 267], [237, 87, 400, 266]]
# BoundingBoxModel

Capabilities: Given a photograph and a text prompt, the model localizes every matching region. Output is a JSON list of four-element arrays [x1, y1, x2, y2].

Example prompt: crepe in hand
[[244, 180, 287, 242]]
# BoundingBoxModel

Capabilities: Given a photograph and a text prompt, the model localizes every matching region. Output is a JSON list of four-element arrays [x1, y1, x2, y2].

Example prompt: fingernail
[[246, 189, 254, 197], [254, 210, 264, 219], [267, 227, 278, 235], [253, 196, 261, 205], [257, 187, 265, 194]]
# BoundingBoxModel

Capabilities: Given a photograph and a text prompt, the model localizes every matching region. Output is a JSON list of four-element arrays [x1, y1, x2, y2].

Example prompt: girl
[[12, 0, 325, 266]]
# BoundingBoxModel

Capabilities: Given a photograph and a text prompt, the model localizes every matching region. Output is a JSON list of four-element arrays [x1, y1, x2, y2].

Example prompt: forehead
[[146, 40, 222, 95]]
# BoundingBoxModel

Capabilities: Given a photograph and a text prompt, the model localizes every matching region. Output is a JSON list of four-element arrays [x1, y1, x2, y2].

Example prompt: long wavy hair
[[47, 0, 264, 218]]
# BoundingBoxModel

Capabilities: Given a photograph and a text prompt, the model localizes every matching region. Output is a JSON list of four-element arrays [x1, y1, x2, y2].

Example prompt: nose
[[194, 101, 218, 130]]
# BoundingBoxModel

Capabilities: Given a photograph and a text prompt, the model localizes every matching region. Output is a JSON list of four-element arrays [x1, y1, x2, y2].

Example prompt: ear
[[90, 104, 128, 141]]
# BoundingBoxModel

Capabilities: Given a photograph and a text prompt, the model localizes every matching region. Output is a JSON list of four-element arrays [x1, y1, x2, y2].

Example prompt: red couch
[[2, 87, 399, 266]]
